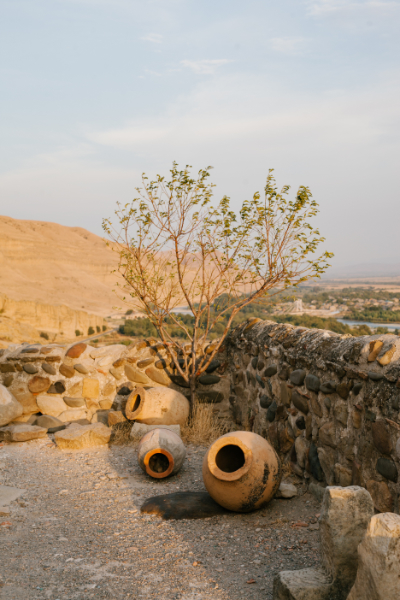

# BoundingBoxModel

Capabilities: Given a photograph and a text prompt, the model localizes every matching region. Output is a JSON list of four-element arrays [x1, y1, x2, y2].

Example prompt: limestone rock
[[0, 423, 48, 442], [37, 395, 68, 417], [54, 422, 111, 449], [273, 486, 374, 600], [276, 481, 297, 499], [319, 486, 374, 595], [0, 384, 23, 426], [347, 513, 400, 600], [58, 409, 88, 423], [63, 397, 85, 408], [145, 365, 171, 386], [74, 363, 89, 374], [273, 567, 332, 600], [124, 364, 150, 384], [82, 378, 99, 399]]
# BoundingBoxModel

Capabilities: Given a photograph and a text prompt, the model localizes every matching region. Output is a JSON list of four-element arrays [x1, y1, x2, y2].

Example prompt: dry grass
[[181, 400, 228, 446], [110, 421, 134, 446]]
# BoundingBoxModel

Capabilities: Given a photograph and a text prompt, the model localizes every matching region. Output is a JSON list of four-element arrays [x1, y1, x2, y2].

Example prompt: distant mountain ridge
[[0, 214, 120, 317], [324, 262, 400, 279]]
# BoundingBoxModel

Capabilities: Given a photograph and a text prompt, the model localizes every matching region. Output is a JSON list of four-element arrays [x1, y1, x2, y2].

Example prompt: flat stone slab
[[273, 568, 332, 600], [141, 491, 229, 520], [0, 485, 26, 506]]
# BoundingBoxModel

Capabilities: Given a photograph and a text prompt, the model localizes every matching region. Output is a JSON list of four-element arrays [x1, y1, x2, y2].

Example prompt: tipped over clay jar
[[125, 386, 189, 426], [202, 431, 281, 512], [138, 427, 186, 478]]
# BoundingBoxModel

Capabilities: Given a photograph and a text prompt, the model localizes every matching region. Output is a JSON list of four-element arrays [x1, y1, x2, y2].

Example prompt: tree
[[103, 163, 332, 406], [75, 329, 81, 337], [96, 325, 101, 333], [88, 326, 95, 335], [102, 325, 107, 332]]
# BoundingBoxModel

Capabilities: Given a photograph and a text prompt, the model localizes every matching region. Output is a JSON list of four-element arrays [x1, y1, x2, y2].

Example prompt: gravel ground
[[0, 438, 322, 600]]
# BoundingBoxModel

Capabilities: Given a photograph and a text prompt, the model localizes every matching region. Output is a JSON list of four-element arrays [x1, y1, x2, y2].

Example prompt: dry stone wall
[[225, 319, 400, 514], [0, 338, 231, 436]]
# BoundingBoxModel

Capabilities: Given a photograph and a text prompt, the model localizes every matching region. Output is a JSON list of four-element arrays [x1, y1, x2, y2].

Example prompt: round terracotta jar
[[202, 431, 281, 512], [125, 386, 189, 426], [138, 427, 186, 478]]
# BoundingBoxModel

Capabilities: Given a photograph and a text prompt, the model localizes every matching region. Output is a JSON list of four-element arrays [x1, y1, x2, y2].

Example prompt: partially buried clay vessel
[[202, 431, 281, 512], [138, 427, 186, 478], [125, 386, 189, 426]]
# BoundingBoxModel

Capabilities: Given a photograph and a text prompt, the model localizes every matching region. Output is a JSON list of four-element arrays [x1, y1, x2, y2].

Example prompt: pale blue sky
[[1, 0, 399, 268]]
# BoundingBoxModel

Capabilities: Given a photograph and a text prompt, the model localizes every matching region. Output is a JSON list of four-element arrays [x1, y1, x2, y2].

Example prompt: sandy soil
[[0, 439, 322, 600]]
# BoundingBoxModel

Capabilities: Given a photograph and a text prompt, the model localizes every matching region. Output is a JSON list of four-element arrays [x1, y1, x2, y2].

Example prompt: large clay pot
[[125, 386, 189, 426], [138, 427, 186, 479], [202, 431, 281, 512]]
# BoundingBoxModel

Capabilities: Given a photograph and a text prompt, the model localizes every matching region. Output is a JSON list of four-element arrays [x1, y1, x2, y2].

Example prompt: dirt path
[[1, 439, 322, 600]]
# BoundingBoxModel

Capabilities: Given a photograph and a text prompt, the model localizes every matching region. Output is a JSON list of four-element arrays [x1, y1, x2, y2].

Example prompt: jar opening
[[216, 444, 245, 473], [149, 452, 170, 474]]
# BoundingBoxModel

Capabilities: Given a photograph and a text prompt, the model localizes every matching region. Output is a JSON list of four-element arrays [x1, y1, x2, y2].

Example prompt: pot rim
[[144, 448, 174, 478], [125, 386, 146, 420], [207, 436, 253, 482]]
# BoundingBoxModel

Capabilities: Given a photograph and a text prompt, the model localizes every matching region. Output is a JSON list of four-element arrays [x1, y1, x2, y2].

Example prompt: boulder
[[0, 423, 47, 442], [347, 513, 400, 600], [37, 395, 68, 417], [124, 364, 151, 384], [35, 415, 65, 433], [54, 422, 111, 449], [0, 385, 23, 426]]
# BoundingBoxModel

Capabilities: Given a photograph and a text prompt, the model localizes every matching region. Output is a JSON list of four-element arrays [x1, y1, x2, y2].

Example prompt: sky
[[1, 0, 400, 271]]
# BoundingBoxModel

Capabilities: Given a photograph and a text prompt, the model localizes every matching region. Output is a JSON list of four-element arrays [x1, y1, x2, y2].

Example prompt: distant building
[[292, 299, 303, 313]]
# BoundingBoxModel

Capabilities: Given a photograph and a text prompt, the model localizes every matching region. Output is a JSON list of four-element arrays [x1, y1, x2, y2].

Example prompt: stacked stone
[[0, 338, 230, 442], [226, 318, 400, 513]]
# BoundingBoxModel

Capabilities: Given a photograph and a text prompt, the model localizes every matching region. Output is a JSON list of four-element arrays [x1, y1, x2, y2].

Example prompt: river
[[337, 318, 400, 332]]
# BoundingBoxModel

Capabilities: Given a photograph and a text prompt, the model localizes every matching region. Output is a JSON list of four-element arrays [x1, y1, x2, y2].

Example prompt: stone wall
[[225, 319, 400, 514], [0, 338, 231, 432]]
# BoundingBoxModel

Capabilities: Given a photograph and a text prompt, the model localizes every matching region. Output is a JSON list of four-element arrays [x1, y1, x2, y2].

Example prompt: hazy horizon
[[1, 0, 399, 270]]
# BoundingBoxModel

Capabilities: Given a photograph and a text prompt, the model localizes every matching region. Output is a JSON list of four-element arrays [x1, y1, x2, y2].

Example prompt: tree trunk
[[189, 376, 196, 417]]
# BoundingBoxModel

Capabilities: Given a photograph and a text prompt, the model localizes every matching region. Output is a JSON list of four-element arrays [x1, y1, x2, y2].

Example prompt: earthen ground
[[1, 439, 322, 600]]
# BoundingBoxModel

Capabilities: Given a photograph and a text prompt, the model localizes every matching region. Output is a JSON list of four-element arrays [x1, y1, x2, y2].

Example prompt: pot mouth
[[144, 448, 174, 478], [125, 386, 145, 420], [207, 436, 253, 482]]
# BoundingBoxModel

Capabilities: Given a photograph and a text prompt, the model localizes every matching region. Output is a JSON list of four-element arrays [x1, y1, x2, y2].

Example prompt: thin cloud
[[141, 33, 163, 44], [181, 59, 232, 75], [307, 0, 399, 16], [270, 37, 309, 55]]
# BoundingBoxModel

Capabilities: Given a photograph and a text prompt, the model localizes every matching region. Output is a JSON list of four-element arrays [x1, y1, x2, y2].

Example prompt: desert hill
[[0, 215, 120, 316]]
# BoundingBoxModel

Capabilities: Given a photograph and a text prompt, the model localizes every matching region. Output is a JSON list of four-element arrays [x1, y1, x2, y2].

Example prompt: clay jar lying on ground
[[138, 427, 186, 478], [125, 386, 189, 426], [202, 431, 282, 512]]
